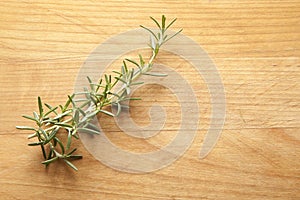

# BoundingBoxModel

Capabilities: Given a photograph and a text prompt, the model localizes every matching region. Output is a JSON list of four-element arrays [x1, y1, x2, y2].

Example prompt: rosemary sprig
[[16, 15, 182, 171]]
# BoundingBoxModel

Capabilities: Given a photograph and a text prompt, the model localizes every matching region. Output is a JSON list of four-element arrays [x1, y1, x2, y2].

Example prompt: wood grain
[[0, 0, 299, 199]]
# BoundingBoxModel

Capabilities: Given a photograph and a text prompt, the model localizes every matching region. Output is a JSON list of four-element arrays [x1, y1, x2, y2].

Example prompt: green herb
[[16, 15, 182, 171]]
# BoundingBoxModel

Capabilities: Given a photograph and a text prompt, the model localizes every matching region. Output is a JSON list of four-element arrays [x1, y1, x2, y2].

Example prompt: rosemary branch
[[16, 15, 182, 171]]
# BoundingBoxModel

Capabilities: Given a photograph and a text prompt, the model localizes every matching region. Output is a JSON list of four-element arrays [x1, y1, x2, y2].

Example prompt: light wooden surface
[[0, 0, 299, 199]]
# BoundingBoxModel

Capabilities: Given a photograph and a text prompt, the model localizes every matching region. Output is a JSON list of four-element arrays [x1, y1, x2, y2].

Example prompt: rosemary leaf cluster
[[16, 15, 182, 171]]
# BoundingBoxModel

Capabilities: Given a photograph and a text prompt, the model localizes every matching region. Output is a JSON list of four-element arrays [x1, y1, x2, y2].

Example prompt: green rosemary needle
[[16, 15, 182, 171]]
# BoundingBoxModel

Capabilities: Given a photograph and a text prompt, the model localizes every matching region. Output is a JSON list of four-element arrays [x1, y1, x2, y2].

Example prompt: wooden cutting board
[[0, 0, 299, 199]]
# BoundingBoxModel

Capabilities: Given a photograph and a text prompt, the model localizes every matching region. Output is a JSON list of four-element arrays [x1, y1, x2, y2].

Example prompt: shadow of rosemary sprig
[[16, 15, 182, 171]]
